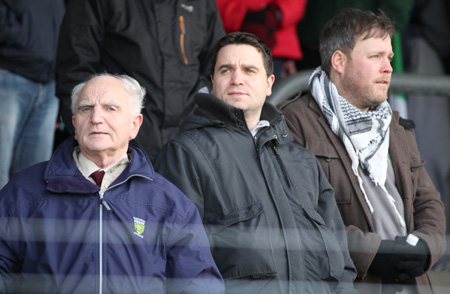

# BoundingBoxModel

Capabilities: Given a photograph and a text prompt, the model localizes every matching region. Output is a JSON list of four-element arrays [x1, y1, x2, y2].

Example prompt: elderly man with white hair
[[0, 73, 223, 293]]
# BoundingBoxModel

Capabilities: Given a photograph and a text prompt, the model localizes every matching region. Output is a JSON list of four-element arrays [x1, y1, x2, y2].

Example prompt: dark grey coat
[[155, 93, 357, 294]]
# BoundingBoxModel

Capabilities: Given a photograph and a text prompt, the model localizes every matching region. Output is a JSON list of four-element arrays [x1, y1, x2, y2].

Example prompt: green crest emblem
[[134, 217, 145, 235]]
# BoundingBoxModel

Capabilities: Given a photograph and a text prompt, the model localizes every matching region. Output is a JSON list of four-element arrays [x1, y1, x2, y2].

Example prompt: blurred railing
[[268, 70, 450, 106]]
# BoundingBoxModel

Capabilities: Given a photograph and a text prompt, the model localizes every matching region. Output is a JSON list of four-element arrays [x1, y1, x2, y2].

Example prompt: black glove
[[394, 235, 430, 282], [370, 236, 430, 292], [370, 240, 403, 284]]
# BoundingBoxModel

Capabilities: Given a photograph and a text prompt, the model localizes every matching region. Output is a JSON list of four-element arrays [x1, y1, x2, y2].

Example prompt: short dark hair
[[210, 32, 274, 77], [319, 8, 395, 75]]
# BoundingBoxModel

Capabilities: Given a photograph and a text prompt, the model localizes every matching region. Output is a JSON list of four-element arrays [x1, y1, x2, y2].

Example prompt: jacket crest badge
[[133, 217, 145, 238]]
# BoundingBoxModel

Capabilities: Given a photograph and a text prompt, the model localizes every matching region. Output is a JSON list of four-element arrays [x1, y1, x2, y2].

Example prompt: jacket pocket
[[409, 156, 425, 201], [296, 206, 345, 281], [306, 139, 354, 204], [204, 203, 277, 279]]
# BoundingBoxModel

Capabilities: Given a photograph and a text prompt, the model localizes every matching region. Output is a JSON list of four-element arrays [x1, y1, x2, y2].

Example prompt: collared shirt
[[250, 120, 270, 137], [72, 146, 130, 192]]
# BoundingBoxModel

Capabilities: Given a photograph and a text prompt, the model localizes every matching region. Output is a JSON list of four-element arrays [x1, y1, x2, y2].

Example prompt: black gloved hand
[[394, 235, 430, 282], [370, 235, 431, 292], [370, 240, 403, 284]]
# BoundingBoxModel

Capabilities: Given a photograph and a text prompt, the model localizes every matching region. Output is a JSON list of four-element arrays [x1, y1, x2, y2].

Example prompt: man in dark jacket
[[55, 0, 225, 162], [0, 74, 224, 293], [155, 32, 357, 294], [279, 9, 446, 294], [0, 0, 65, 189]]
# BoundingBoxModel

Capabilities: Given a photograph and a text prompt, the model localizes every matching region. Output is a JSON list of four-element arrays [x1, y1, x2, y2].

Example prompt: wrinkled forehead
[[77, 77, 129, 105]]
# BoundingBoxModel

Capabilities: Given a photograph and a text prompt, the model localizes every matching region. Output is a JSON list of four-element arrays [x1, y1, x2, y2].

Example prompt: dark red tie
[[90, 170, 105, 187]]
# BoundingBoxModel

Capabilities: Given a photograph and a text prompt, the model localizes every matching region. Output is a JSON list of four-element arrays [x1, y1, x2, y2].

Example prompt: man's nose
[[383, 58, 393, 74], [90, 106, 104, 123], [230, 70, 244, 85]]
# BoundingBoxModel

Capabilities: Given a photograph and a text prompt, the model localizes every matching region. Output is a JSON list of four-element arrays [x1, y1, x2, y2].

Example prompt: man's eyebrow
[[77, 101, 94, 109], [243, 64, 259, 71], [217, 63, 234, 70], [104, 101, 120, 108], [217, 63, 259, 71], [77, 101, 121, 109]]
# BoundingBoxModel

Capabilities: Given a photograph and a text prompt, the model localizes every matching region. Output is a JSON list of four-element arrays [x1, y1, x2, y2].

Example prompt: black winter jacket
[[155, 93, 357, 294], [55, 0, 225, 160], [0, 0, 65, 82]]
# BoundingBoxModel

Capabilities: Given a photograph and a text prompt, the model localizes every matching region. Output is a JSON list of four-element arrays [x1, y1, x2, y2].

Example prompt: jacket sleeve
[[0, 233, 18, 291], [315, 160, 358, 294], [198, 0, 225, 89], [165, 203, 224, 294], [55, 0, 106, 134], [404, 128, 446, 269], [0, 193, 20, 292]]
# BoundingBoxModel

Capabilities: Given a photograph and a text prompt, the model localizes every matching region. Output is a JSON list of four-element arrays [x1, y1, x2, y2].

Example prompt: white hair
[[71, 73, 146, 116]]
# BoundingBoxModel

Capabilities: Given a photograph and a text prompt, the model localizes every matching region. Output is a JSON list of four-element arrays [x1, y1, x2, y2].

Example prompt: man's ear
[[331, 50, 347, 75], [129, 114, 143, 140], [72, 115, 77, 140], [266, 74, 275, 97]]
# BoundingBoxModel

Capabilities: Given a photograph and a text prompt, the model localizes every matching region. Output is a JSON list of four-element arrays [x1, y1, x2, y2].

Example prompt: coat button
[[273, 135, 278, 139], [282, 133, 288, 138], [325, 158, 331, 162], [411, 167, 417, 172]]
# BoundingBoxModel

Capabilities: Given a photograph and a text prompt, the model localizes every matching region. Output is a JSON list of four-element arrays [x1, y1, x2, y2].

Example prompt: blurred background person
[[216, 0, 307, 81], [0, 0, 65, 189], [55, 0, 224, 162]]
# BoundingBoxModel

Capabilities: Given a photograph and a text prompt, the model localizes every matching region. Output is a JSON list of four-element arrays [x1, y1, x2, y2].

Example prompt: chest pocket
[[203, 202, 277, 279], [306, 139, 354, 204]]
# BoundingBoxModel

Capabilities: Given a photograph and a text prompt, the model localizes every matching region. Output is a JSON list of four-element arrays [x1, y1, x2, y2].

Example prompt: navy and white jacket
[[0, 138, 223, 294]]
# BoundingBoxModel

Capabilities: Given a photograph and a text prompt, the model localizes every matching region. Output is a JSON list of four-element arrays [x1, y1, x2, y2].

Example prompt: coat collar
[[191, 93, 293, 146], [44, 137, 155, 194]]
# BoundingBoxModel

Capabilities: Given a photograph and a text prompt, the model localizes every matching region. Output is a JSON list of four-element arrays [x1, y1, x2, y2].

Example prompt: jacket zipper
[[99, 191, 105, 294], [99, 192, 112, 294], [179, 15, 188, 65], [96, 175, 153, 293], [272, 143, 292, 188]]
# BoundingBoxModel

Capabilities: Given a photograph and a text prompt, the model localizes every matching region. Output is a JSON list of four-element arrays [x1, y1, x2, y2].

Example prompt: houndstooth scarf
[[310, 67, 398, 218]]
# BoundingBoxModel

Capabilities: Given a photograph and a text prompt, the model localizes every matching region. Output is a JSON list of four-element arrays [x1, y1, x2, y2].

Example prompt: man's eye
[[221, 69, 230, 74], [107, 107, 116, 111], [246, 69, 255, 74], [81, 107, 91, 112]]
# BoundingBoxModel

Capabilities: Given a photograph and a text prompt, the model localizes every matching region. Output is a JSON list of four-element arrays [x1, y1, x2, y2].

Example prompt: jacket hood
[[44, 137, 155, 194]]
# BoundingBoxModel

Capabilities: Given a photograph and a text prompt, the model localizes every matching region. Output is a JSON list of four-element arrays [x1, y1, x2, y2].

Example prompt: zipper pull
[[101, 199, 112, 211], [179, 15, 188, 65], [99, 192, 112, 211], [272, 144, 279, 155]]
